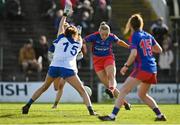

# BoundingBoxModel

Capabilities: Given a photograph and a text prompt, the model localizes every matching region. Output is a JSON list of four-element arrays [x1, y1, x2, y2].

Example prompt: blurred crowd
[[150, 17, 174, 79], [0, 0, 178, 82], [18, 35, 49, 76], [0, 0, 112, 35], [54, 0, 112, 36], [0, 0, 24, 21], [0, 0, 112, 79]]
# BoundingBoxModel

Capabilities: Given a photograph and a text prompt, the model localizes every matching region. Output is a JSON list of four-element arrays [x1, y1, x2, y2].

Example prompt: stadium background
[[0, 0, 179, 103]]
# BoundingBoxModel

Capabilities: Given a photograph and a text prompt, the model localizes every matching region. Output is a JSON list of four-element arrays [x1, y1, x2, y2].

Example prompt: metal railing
[[0, 47, 3, 81]]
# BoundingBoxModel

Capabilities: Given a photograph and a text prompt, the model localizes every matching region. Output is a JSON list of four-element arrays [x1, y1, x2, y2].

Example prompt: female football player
[[50, 23, 85, 109], [83, 22, 131, 110], [98, 14, 167, 121], [22, 3, 96, 115]]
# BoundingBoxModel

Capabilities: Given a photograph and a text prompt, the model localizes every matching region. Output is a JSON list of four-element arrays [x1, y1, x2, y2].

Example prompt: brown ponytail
[[129, 14, 144, 31]]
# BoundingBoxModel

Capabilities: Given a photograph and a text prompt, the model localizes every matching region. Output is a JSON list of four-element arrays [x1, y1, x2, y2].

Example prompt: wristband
[[124, 63, 129, 68], [63, 13, 67, 17]]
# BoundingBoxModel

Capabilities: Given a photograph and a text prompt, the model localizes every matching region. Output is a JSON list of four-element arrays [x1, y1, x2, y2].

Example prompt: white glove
[[63, 1, 73, 16], [48, 51, 54, 62], [76, 51, 83, 61]]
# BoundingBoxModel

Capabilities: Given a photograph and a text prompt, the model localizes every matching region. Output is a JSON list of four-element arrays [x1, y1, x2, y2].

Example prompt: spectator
[[0, 0, 6, 19], [71, 0, 95, 33], [105, 0, 112, 5], [93, 0, 112, 29], [34, 35, 49, 72], [5, 0, 24, 20], [54, 9, 63, 30], [105, 0, 112, 22], [19, 39, 42, 74], [74, 0, 94, 24], [77, 11, 91, 36], [40, 0, 57, 19], [158, 40, 174, 76], [150, 17, 169, 46], [60, 0, 77, 9], [163, 34, 172, 48]]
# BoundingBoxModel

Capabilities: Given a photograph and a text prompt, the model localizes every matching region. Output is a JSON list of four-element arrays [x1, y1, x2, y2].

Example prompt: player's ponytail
[[123, 18, 131, 35], [129, 14, 144, 31], [99, 21, 110, 34]]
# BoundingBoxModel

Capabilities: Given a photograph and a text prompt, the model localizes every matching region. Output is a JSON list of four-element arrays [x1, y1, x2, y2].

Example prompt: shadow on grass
[[0, 114, 15, 118]]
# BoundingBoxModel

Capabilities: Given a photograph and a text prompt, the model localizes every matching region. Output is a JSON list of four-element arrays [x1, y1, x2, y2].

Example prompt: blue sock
[[26, 98, 34, 106], [153, 108, 161, 116], [112, 107, 120, 116]]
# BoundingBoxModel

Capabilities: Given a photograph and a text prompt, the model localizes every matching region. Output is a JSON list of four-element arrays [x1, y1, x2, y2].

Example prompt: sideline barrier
[[0, 82, 83, 102], [98, 83, 180, 104]]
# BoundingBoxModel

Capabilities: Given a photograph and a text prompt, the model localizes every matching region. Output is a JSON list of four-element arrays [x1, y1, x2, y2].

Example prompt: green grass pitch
[[0, 103, 180, 124]]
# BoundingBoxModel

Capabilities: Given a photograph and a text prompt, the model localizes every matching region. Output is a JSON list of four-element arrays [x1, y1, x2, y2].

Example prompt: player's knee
[[41, 85, 49, 92], [138, 91, 146, 99], [107, 73, 114, 80], [58, 84, 64, 90]]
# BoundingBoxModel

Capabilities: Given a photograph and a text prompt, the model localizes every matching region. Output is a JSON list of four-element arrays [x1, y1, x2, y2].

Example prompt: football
[[84, 86, 92, 96]]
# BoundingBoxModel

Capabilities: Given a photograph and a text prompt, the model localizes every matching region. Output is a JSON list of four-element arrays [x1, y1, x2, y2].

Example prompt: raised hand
[[63, 0, 73, 16]]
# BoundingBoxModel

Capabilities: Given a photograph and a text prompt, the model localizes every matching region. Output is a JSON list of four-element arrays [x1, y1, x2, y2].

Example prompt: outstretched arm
[[117, 40, 130, 49], [57, 16, 67, 37], [152, 42, 162, 53], [120, 49, 137, 75], [124, 49, 137, 67], [57, 2, 72, 37]]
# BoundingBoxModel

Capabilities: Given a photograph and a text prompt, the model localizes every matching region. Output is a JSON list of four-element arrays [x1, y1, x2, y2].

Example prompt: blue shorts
[[48, 66, 75, 78]]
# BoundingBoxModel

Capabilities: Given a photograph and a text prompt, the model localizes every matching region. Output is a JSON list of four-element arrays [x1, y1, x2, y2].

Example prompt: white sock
[[157, 114, 163, 118]]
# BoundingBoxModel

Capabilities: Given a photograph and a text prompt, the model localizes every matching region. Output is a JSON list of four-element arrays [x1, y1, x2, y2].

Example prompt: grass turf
[[0, 103, 180, 124]]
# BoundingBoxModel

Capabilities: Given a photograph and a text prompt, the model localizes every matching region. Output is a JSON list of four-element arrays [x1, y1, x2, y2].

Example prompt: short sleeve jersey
[[84, 32, 120, 56], [49, 34, 82, 72], [130, 30, 157, 73]]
